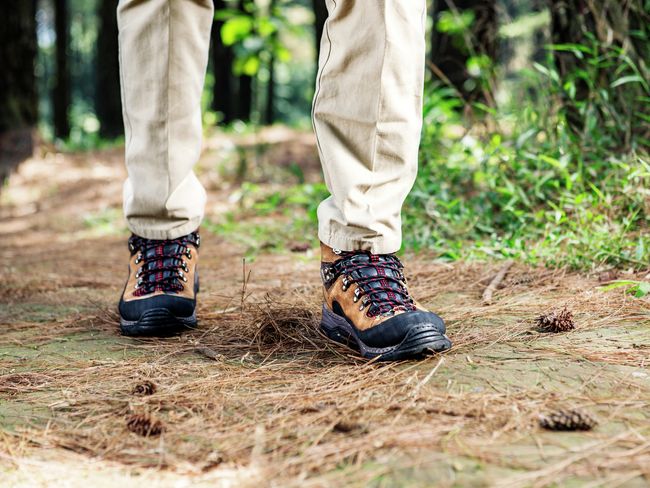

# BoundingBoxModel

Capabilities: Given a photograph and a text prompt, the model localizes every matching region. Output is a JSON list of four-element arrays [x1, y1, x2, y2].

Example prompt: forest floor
[[1, 128, 650, 487]]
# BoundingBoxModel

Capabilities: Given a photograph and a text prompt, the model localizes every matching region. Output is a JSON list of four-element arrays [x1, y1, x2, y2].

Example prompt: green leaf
[[634, 282, 650, 298], [240, 56, 260, 76], [276, 46, 292, 63], [257, 17, 276, 37], [221, 16, 254, 45], [611, 75, 645, 88], [636, 237, 645, 263], [437, 11, 475, 34], [599, 280, 650, 298]]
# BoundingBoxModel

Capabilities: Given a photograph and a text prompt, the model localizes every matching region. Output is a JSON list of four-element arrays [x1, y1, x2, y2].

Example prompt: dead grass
[[1, 140, 650, 486]]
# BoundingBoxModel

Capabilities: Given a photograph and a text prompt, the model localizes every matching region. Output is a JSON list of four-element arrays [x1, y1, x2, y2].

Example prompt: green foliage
[[204, 181, 328, 256], [403, 61, 650, 269], [207, 1, 314, 126], [217, 3, 294, 77], [600, 280, 650, 298], [437, 10, 475, 34], [543, 36, 650, 151]]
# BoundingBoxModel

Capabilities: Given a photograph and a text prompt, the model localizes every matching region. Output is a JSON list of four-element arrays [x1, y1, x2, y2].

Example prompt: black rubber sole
[[120, 308, 197, 337], [320, 305, 452, 361]]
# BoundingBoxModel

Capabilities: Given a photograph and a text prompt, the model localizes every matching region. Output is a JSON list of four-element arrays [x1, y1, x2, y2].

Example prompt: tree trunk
[[430, 0, 497, 103], [235, 0, 253, 121], [53, 0, 71, 139], [96, 0, 123, 138], [265, 53, 275, 124], [237, 74, 253, 121], [0, 0, 37, 182], [211, 0, 236, 123], [311, 0, 328, 89], [312, 0, 327, 59], [264, 0, 277, 124]]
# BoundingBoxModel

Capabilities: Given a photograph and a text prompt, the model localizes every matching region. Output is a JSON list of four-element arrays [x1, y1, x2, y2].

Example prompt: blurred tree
[[0, 0, 38, 181], [548, 0, 650, 143], [53, 0, 71, 138], [311, 0, 327, 72], [264, 0, 278, 124], [236, 0, 254, 121], [217, 0, 299, 124], [212, 0, 236, 123], [96, 0, 122, 138], [430, 0, 497, 104], [547, 0, 592, 134]]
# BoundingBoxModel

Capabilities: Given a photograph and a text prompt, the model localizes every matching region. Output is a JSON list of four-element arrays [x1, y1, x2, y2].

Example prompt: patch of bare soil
[[1, 131, 649, 487]]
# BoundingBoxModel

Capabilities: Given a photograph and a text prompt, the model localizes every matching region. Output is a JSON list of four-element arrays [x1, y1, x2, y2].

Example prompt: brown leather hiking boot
[[118, 232, 200, 336], [319, 243, 452, 360]]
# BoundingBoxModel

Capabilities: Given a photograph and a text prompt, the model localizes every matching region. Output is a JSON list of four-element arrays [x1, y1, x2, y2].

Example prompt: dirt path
[[1, 130, 650, 487]]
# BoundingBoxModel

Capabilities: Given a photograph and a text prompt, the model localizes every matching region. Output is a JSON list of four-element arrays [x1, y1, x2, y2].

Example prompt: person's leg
[[118, 0, 213, 240], [314, 0, 452, 360], [116, 0, 212, 336], [313, 0, 426, 255]]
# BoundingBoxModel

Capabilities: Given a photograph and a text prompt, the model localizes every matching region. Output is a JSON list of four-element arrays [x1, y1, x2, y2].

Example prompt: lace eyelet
[[186, 249, 192, 259]]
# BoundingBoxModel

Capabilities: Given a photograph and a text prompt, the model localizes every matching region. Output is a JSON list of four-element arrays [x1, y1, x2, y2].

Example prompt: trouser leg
[[313, 0, 427, 254], [117, 0, 213, 240]]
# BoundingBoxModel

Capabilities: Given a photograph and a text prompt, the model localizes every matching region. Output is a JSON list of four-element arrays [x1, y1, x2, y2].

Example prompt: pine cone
[[510, 273, 535, 285], [536, 307, 575, 333], [539, 409, 597, 431], [126, 413, 164, 437], [132, 380, 157, 396]]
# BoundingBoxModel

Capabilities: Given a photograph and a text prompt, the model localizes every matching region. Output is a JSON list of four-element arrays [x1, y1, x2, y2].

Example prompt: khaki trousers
[[118, 0, 426, 253]]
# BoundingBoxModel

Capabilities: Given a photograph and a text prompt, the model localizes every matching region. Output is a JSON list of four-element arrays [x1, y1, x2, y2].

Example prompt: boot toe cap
[[358, 311, 447, 349], [119, 294, 196, 322]]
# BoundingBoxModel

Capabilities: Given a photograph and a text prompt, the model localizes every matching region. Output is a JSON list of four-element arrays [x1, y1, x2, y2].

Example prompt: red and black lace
[[129, 232, 199, 297], [322, 250, 416, 317]]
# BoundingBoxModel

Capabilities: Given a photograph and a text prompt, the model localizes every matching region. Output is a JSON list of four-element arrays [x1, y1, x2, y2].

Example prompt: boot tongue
[[320, 242, 342, 263]]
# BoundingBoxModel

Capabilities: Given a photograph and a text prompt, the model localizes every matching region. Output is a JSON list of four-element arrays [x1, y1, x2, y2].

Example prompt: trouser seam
[[165, 0, 172, 206], [365, 0, 389, 204]]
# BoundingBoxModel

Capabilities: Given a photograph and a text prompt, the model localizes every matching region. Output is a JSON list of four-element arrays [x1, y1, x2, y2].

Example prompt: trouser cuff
[[318, 227, 402, 255], [127, 218, 202, 240]]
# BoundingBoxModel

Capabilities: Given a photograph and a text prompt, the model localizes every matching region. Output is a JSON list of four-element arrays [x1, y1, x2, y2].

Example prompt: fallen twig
[[482, 260, 514, 304]]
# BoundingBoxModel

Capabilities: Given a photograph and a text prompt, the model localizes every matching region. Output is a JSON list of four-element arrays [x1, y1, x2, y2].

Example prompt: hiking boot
[[319, 243, 452, 360], [118, 231, 200, 336]]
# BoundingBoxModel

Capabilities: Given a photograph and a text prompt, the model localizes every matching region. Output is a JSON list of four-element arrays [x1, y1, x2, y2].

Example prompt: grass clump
[[404, 40, 649, 271]]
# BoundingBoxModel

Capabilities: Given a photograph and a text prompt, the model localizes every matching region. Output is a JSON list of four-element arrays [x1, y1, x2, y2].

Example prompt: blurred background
[[1, 0, 649, 271]]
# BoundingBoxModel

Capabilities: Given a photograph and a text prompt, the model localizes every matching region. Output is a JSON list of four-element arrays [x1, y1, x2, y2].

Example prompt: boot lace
[[330, 251, 416, 317], [129, 232, 199, 297]]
